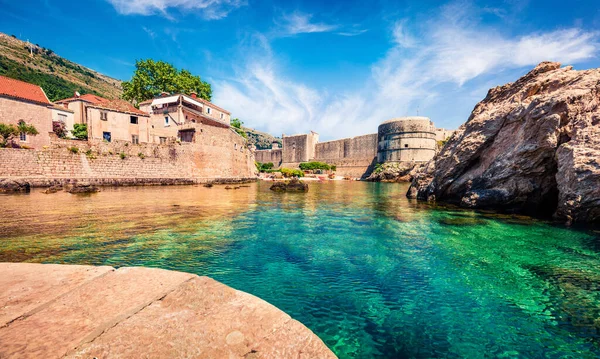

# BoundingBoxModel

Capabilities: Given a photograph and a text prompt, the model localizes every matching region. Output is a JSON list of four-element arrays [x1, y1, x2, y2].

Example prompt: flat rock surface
[[0, 263, 336, 359]]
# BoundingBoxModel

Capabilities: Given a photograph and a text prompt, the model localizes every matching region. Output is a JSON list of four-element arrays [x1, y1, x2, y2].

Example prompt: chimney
[[190, 92, 197, 99], [160, 91, 169, 97]]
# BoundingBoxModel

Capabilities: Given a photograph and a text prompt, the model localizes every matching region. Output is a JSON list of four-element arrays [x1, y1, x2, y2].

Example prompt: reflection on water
[[1, 182, 600, 358]]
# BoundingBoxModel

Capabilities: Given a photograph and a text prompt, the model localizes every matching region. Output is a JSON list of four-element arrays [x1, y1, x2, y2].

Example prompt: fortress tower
[[377, 117, 437, 163]]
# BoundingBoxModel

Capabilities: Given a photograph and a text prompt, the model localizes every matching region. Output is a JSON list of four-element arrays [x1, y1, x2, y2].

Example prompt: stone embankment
[[0, 263, 336, 359], [408, 62, 600, 224]]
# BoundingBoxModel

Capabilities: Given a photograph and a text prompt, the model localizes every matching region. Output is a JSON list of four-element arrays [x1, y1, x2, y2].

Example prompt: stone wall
[[282, 132, 319, 164], [0, 126, 256, 186], [0, 96, 52, 149], [377, 117, 437, 162], [313, 134, 378, 178], [255, 148, 282, 167]]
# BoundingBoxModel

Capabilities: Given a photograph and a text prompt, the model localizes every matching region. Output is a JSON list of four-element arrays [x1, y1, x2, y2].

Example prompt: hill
[[244, 127, 282, 150], [0, 33, 122, 101]]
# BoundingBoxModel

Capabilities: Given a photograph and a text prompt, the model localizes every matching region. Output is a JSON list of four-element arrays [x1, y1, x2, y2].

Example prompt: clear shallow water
[[1, 181, 600, 358]]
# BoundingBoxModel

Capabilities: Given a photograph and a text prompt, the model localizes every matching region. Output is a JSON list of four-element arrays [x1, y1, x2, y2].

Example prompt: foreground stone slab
[[0, 263, 336, 359]]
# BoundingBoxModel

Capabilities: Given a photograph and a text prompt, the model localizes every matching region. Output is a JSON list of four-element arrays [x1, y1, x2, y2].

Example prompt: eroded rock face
[[408, 62, 600, 224], [68, 182, 99, 194], [0, 179, 31, 193], [366, 162, 421, 182]]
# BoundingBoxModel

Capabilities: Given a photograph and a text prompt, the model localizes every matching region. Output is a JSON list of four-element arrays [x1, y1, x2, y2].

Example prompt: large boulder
[[270, 178, 308, 192], [408, 62, 600, 224], [366, 162, 420, 182], [0, 179, 31, 193]]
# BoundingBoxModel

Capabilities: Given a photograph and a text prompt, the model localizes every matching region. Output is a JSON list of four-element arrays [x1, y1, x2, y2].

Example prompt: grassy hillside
[[244, 127, 282, 150], [0, 33, 122, 101]]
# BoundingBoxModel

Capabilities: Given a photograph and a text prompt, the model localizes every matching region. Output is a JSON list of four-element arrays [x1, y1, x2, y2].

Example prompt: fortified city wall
[[254, 148, 282, 167], [281, 132, 319, 165], [0, 125, 256, 186], [377, 117, 437, 162], [313, 134, 379, 178]]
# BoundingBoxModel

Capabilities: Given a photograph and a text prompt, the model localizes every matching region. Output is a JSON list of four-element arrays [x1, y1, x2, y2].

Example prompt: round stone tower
[[377, 117, 436, 162]]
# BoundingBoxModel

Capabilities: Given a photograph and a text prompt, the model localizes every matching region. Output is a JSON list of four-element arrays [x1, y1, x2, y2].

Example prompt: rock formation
[[366, 162, 421, 182], [0, 179, 31, 193], [408, 62, 600, 224], [270, 178, 309, 192], [68, 182, 99, 194]]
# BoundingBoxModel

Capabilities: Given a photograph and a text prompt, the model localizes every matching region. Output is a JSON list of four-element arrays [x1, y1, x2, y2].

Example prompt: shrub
[[0, 122, 38, 148], [281, 168, 304, 178], [256, 162, 275, 172], [72, 124, 88, 140], [138, 152, 145, 159], [299, 161, 331, 171], [331, 165, 337, 171], [85, 149, 96, 159], [53, 121, 67, 138], [67, 146, 79, 154], [119, 152, 126, 159]]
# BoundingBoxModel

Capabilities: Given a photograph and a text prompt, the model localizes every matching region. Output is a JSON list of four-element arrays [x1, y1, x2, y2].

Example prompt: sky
[[1, 0, 599, 140]]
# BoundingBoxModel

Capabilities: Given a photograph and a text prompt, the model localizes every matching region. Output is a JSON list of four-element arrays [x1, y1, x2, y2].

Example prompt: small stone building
[[139, 93, 231, 144], [0, 75, 53, 149], [55, 94, 150, 143], [281, 131, 319, 164], [377, 117, 437, 162]]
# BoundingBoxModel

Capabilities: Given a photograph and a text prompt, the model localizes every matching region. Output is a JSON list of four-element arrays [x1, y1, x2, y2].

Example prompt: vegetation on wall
[[72, 124, 88, 140], [52, 121, 68, 139], [256, 162, 275, 172], [0, 122, 38, 148], [122, 59, 212, 104], [231, 118, 248, 139], [299, 161, 333, 171]]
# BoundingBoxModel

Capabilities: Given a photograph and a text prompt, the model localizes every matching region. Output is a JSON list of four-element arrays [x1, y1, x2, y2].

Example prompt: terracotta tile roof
[[56, 94, 148, 116], [0, 75, 51, 105], [49, 104, 74, 113], [138, 99, 153, 105]]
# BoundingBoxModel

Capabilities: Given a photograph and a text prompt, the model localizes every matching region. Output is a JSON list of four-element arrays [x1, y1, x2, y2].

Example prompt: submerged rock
[[203, 183, 213, 188], [43, 185, 63, 194], [270, 178, 308, 192], [68, 182, 99, 194], [0, 179, 31, 193], [408, 62, 600, 224]]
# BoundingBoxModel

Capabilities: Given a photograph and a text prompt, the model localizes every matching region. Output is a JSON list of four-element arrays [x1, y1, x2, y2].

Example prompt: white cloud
[[106, 0, 245, 20], [276, 12, 338, 36], [214, 3, 598, 139]]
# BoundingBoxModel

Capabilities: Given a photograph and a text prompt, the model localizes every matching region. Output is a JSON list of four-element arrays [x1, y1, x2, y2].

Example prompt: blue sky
[[1, 0, 599, 140]]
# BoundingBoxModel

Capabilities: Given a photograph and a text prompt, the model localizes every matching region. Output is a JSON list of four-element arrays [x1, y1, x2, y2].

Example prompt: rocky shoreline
[[0, 177, 257, 192], [408, 62, 600, 225]]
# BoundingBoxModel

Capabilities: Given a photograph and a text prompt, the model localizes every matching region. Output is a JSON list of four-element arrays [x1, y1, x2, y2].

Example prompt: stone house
[[139, 93, 232, 144], [55, 94, 150, 143], [50, 104, 75, 137], [0, 75, 53, 149]]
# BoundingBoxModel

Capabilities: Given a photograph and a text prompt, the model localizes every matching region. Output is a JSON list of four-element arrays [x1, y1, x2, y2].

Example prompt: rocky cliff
[[408, 62, 600, 224]]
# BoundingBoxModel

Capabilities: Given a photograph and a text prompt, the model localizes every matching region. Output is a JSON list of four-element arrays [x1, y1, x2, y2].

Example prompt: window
[[206, 107, 211, 114], [164, 116, 169, 127], [100, 111, 108, 121], [132, 135, 139, 144], [58, 114, 67, 123], [103, 132, 111, 142], [159, 137, 167, 144], [18, 120, 26, 141], [130, 116, 138, 124], [220, 113, 224, 119]]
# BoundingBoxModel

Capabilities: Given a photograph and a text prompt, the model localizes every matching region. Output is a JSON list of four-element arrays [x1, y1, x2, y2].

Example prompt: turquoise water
[[1, 181, 600, 358]]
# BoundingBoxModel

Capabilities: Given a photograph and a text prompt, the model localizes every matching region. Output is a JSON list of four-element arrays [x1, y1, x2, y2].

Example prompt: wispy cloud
[[214, 2, 598, 139], [106, 0, 245, 20], [142, 26, 156, 39], [276, 12, 338, 36], [337, 29, 369, 37]]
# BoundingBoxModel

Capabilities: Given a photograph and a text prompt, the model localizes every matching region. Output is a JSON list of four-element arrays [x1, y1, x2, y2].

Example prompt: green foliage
[[0, 122, 38, 147], [0, 55, 101, 102], [374, 163, 384, 174], [122, 59, 212, 104], [281, 168, 304, 178], [256, 162, 275, 172], [331, 165, 337, 171], [138, 152, 145, 159], [67, 146, 79, 154], [299, 161, 331, 171], [72, 124, 88, 140], [230, 118, 247, 138], [437, 139, 448, 148], [119, 152, 126, 160], [85, 149, 96, 159]]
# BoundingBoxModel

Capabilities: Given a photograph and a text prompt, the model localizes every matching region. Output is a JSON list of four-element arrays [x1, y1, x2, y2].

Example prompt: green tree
[[0, 122, 38, 147], [72, 124, 88, 140], [122, 59, 212, 104]]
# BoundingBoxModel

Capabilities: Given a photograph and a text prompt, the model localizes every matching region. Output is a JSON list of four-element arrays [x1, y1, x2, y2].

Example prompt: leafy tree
[[281, 168, 304, 178], [0, 122, 38, 147], [299, 161, 331, 171], [122, 59, 212, 104], [72, 124, 88, 140]]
